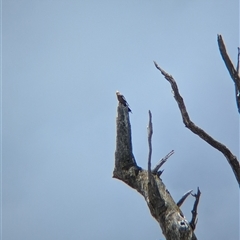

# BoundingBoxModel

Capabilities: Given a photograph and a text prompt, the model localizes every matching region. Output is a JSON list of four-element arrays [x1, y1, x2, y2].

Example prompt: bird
[[116, 91, 132, 113]]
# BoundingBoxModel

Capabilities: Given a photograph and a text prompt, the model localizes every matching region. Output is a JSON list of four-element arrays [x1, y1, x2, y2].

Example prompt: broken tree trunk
[[113, 104, 198, 240]]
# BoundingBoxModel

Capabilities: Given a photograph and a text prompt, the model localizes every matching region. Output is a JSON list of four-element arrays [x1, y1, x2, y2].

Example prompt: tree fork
[[113, 104, 198, 240]]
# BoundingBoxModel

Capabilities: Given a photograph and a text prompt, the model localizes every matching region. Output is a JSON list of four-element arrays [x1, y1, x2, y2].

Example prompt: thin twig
[[217, 34, 240, 113], [177, 190, 193, 207], [237, 47, 240, 75], [154, 61, 240, 186], [152, 150, 174, 174], [190, 187, 201, 230], [236, 47, 240, 112], [147, 110, 153, 183], [217, 35, 239, 85], [234, 84, 240, 113], [157, 169, 164, 177]]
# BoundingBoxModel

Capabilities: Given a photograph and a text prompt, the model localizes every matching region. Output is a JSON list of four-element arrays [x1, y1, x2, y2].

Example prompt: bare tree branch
[[237, 47, 240, 75], [177, 190, 193, 207], [157, 169, 164, 177], [190, 188, 201, 231], [147, 110, 153, 183], [236, 47, 240, 111], [234, 84, 240, 113], [154, 61, 240, 186], [217, 34, 240, 113], [152, 150, 174, 174], [113, 103, 197, 240]]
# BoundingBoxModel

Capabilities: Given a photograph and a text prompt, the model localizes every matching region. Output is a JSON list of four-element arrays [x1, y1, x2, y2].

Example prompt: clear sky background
[[2, 1, 239, 240]]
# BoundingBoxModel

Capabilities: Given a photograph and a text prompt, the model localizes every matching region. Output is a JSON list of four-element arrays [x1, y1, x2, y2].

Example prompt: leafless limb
[[237, 47, 240, 75], [236, 47, 240, 111], [157, 169, 164, 177], [177, 190, 193, 207], [154, 61, 240, 186], [113, 103, 197, 240], [152, 150, 174, 174], [190, 188, 201, 230], [147, 110, 153, 183], [234, 84, 240, 112], [217, 34, 240, 113]]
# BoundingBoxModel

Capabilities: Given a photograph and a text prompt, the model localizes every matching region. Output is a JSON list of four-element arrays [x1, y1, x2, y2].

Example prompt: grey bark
[[113, 105, 197, 240]]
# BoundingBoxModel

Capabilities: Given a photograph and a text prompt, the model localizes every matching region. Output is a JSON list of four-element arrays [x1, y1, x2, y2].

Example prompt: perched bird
[[116, 91, 132, 113]]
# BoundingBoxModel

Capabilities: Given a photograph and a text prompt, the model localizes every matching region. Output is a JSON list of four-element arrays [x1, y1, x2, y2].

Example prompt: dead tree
[[113, 105, 200, 239], [113, 35, 239, 240]]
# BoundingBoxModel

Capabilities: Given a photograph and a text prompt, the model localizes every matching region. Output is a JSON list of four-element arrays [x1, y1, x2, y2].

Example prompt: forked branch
[[113, 103, 197, 240], [190, 188, 201, 230]]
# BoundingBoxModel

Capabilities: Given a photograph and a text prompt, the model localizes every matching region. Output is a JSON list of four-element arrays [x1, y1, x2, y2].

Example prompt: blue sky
[[2, 1, 239, 239]]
